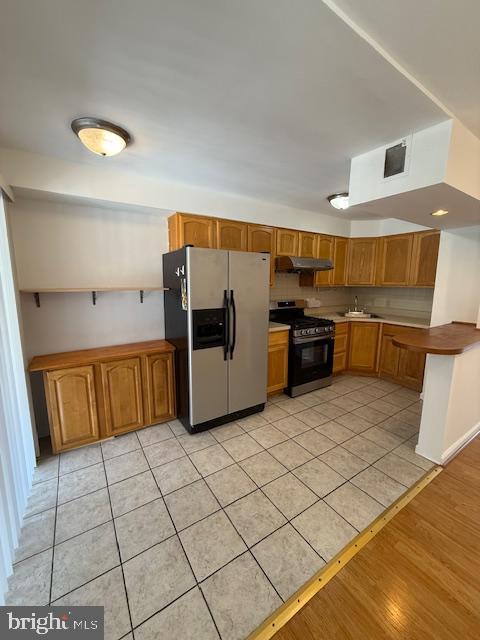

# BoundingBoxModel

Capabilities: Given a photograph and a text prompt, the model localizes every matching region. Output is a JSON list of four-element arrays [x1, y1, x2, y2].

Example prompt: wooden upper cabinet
[[315, 235, 334, 286], [276, 228, 299, 256], [376, 234, 414, 286], [409, 230, 440, 287], [144, 352, 175, 425], [45, 366, 99, 453], [332, 237, 349, 286], [215, 219, 247, 251], [101, 357, 144, 436], [347, 238, 378, 286], [168, 213, 215, 250], [247, 225, 275, 286], [348, 322, 380, 372], [298, 232, 317, 258]]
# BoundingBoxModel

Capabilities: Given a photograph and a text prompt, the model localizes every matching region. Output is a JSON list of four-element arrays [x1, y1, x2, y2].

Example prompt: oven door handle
[[292, 335, 335, 345]]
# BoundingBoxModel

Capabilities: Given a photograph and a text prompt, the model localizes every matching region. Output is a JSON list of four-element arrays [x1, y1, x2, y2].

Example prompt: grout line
[[99, 444, 135, 638], [47, 450, 60, 605]]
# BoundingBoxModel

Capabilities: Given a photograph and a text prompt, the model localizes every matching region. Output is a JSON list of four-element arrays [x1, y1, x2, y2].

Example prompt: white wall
[[349, 217, 431, 237], [416, 224, 480, 463], [349, 120, 452, 206], [430, 226, 480, 326], [0, 148, 350, 236], [9, 198, 170, 289], [0, 191, 36, 604]]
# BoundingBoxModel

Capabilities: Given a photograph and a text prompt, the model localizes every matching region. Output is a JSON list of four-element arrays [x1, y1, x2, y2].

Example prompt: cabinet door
[[332, 237, 349, 286], [298, 232, 317, 258], [247, 225, 275, 286], [347, 238, 378, 285], [333, 351, 347, 374], [379, 332, 400, 378], [267, 331, 289, 394], [376, 234, 414, 286], [348, 322, 380, 372], [397, 349, 426, 391], [216, 219, 247, 251], [144, 353, 175, 424], [45, 366, 99, 453], [175, 213, 215, 249], [101, 357, 144, 436], [315, 236, 334, 286], [409, 231, 440, 286], [276, 229, 299, 256]]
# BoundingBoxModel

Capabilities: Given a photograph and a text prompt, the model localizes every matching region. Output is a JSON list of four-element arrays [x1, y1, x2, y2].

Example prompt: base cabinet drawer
[[267, 331, 289, 395], [45, 366, 100, 453]]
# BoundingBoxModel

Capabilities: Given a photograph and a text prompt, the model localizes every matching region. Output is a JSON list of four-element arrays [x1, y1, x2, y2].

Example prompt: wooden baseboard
[[247, 465, 443, 640]]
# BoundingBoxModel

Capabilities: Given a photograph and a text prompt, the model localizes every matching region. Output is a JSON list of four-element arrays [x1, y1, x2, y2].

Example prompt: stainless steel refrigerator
[[163, 246, 270, 433]]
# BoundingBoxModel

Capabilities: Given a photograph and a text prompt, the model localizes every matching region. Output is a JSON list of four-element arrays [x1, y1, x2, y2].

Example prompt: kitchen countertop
[[269, 321, 290, 333], [305, 311, 430, 329], [393, 321, 480, 355]]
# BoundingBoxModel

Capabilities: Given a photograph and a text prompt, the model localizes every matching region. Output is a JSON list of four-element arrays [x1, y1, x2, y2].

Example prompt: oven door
[[289, 335, 334, 388]]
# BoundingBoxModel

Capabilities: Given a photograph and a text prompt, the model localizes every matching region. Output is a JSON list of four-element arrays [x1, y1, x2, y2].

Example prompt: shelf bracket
[[92, 291, 97, 306], [139, 290, 144, 304], [34, 292, 40, 308]]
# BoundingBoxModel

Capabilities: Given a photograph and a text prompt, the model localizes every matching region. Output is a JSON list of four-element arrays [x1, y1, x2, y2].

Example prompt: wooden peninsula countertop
[[28, 339, 175, 372], [392, 322, 480, 356]]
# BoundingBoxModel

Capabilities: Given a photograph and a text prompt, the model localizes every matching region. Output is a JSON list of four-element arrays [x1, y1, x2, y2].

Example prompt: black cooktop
[[269, 303, 335, 330]]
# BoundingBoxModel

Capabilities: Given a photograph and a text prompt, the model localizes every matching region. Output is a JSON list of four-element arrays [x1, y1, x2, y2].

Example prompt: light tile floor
[[6, 374, 434, 640]]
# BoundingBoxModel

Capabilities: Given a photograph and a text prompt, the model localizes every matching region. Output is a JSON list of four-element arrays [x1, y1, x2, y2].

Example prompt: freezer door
[[187, 248, 229, 426], [227, 251, 270, 413]]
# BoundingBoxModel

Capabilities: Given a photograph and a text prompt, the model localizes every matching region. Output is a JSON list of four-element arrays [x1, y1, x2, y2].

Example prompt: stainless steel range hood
[[275, 256, 333, 273]]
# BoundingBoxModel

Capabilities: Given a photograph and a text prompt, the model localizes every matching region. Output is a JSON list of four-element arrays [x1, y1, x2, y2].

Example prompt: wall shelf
[[19, 287, 167, 307]]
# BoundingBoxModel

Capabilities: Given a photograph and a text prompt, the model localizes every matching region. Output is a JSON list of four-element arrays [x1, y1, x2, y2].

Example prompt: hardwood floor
[[273, 436, 480, 640]]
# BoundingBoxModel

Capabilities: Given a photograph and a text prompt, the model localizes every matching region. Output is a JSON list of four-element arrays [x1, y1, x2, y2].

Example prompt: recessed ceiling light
[[327, 193, 350, 210], [71, 117, 131, 156], [431, 209, 448, 217]]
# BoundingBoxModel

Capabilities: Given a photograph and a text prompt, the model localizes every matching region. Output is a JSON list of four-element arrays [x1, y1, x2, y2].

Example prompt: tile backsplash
[[270, 274, 433, 319], [270, 274, 350, 308]]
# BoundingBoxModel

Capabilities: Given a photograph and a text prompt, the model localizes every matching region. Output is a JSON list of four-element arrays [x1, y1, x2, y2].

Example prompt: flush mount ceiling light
[[327, 193, 350, 210], [71, 117, 131, 156], [431, 209, 448, 217]]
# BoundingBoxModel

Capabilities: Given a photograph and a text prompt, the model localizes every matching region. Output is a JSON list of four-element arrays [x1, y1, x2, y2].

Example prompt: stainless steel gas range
[[270, 300, 335, 397]]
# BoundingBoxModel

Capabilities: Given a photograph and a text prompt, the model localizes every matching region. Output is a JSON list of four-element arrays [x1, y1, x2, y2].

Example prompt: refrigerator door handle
[[223, 289, 230, 361], [230, 289, 237, 359]]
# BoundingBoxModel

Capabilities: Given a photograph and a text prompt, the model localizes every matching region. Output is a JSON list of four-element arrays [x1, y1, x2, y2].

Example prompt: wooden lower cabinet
[[144, 352, 176, 424], [267, 330, 289, 395], [45, 365, 100, 451], [378, 324, 426, 391], [347, 322, 380, 373], [33, 341, 176, 453], [100, 357, 145, 436], [333, 323, 349, 374]]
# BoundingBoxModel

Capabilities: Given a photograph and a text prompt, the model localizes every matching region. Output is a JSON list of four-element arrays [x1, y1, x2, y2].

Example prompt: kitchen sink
[[337, 312, 383, 319]]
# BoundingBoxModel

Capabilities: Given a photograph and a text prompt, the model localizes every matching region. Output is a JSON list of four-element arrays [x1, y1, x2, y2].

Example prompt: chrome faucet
[[354, 295, 358, 311]]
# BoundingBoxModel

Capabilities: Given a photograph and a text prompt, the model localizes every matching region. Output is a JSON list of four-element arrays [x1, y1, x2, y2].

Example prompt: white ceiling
[[0, 0, 461, 219], [332, 0, 480, 138]]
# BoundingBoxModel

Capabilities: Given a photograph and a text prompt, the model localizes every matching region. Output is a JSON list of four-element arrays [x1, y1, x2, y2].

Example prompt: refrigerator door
[[227, 251, 269, 413], [187, 247, 229, 426]]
